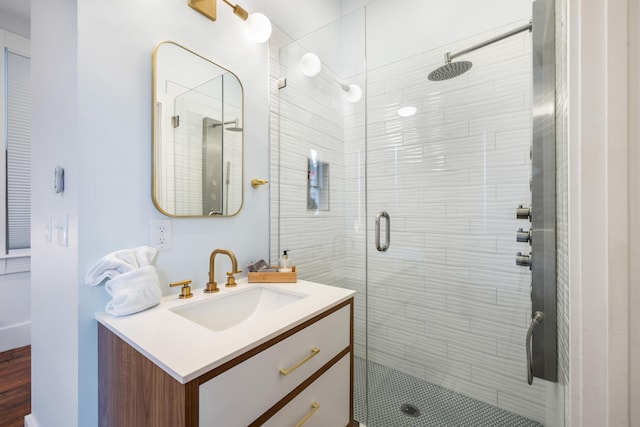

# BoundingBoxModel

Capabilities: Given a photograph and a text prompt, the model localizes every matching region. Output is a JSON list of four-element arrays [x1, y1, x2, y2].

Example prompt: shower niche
[[307, 158, 330, 211]]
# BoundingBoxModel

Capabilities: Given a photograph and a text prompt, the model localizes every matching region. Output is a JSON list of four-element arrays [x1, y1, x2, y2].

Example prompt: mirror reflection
[[153, 41, 243, 217]]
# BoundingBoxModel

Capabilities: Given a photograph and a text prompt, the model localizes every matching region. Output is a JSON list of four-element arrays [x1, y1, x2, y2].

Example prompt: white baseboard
[[0, 321, 30, 353], [25, 414, 40, 427]]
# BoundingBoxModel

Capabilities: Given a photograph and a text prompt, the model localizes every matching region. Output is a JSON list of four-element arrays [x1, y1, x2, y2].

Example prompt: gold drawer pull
[[279, 347, 320, 376], [295, 402, 320, 427]]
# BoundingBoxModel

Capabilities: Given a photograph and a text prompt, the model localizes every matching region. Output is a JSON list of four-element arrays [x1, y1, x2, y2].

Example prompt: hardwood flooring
[[0, 346, 30, 427]]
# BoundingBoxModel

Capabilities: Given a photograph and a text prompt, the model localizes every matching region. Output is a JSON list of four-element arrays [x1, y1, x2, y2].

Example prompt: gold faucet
[[205, 249, 242, 293]]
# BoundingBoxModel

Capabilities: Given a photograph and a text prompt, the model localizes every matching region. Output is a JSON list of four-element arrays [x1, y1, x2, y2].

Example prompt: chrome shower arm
[[446, 20, 532, 63]]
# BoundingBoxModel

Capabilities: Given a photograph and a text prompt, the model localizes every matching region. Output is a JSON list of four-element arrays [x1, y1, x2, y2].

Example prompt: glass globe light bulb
[[246, 13, 272, 43], [300, 53, 322, 77], [344, 84, 362, 103]]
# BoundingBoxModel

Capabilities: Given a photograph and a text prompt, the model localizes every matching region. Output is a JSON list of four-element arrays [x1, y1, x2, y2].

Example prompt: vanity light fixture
[[188, 0, 272, 43], [341, 83, 362, 103]]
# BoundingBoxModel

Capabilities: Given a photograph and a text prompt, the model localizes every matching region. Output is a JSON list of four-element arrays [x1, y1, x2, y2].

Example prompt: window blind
[[5, 49, 31, 250]]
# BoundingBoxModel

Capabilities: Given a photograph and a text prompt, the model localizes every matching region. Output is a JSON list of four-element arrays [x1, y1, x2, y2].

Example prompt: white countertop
[[95, 279, 355, 384]]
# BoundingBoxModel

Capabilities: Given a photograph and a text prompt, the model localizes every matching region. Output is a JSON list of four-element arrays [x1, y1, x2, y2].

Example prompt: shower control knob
[[516, 204, 532, 221], [516, 252, 532, 269], [517, 228, 532, 244]]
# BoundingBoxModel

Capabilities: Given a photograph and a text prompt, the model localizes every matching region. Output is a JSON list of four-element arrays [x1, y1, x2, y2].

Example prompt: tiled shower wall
[[271, 23, 553, 424]]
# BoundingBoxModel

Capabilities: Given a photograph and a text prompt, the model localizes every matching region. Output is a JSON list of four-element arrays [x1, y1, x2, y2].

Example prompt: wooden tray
[[248, 266, 297, 283]]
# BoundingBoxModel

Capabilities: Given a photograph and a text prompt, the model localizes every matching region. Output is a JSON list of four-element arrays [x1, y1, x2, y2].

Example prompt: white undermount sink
[[170, 286, 308, 332]]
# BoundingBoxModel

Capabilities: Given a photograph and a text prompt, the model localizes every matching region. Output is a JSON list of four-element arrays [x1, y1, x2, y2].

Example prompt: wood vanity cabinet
[[98, 298, 354, 427]]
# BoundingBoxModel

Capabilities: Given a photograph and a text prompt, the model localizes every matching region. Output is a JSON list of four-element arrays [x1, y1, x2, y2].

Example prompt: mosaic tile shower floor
[[354, 357, 542, 427]]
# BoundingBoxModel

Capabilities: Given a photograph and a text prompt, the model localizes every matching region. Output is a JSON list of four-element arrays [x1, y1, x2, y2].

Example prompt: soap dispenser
[[279, 250, 292, 272]]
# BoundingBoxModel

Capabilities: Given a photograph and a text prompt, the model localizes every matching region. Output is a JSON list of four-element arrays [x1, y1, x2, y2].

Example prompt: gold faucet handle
[[170, 280, 193, 299], [225, 271, 239, 288]]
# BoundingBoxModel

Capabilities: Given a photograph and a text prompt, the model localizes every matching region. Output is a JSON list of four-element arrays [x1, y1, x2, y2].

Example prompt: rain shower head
[[428, 20, 532, 82], [428, 60, 473, 81]]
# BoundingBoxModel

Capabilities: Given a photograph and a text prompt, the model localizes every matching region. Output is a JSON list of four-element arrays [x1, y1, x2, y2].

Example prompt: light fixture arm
[[221, 0, 249, 20]]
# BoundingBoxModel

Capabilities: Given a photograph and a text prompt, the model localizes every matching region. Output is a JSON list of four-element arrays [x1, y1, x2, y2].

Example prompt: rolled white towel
[[104, 266, 162, 316], [85, 246, 158, 286]]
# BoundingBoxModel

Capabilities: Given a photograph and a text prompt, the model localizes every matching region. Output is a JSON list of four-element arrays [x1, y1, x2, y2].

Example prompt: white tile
[[445, 93, 525, 124], [406, 345, 472, 381], [498, 392, 546, 424], [367, 348, 426, 379], [472, 365, 547, 404]]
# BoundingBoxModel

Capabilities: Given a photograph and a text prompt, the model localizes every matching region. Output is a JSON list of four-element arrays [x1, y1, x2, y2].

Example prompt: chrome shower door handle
[[375, 211, 390, 252], [526, 311, 545, 385]]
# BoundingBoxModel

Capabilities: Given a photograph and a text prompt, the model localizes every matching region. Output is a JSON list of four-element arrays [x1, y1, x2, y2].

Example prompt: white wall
[[0, 271, 30, 352], [567, 0, 632, 425], [0, 0, 29, 39], [30, 0, 271, 426], [31, 1, 79, 425]]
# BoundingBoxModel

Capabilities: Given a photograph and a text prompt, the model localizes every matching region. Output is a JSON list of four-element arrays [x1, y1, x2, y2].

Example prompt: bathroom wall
[[30, 0, 276, 425], [0, 1, 29, 39], [0, 271, 30, 352]]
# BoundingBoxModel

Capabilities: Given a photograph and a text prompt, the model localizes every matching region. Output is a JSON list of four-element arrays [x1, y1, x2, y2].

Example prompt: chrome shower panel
[[530, 0, 557, 383]]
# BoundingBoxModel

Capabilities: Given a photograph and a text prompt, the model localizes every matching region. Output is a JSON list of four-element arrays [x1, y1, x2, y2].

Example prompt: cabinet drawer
[[199, 304, 351, 426], [263, 353, 350, 427]]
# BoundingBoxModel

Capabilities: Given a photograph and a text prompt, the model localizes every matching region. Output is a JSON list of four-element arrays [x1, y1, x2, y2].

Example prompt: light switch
[[54, 214, 69, 247]]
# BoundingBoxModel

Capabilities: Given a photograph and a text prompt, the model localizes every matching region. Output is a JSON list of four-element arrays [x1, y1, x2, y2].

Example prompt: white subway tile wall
[[270, 23, 553, 423]]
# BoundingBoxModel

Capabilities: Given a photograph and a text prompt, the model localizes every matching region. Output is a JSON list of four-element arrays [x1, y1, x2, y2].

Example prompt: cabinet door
[[262, 354, 350, 427], [199, 305, 350, 426]]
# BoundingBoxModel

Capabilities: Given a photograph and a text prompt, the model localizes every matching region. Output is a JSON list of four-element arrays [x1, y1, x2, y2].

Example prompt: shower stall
[[271, 0, 567, 425]]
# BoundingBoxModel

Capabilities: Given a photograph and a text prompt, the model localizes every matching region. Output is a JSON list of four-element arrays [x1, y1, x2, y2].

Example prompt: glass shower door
[[362, 26, 540, 424]]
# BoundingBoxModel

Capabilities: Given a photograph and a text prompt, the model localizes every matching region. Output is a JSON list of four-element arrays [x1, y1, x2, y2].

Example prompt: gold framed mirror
[[152, 41, 244, 217]]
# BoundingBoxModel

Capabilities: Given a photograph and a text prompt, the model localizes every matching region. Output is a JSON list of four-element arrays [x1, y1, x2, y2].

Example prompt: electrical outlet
[[151, 219, 172, 250]]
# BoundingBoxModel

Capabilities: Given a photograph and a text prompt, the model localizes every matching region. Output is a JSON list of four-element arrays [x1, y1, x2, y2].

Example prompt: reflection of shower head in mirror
[[225, 118, 243, 132], [211, 118, 242, 131]]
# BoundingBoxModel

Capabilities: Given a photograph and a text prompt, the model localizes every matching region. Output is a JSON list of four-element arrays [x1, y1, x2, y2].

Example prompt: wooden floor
[[0, 346, 30, 427]]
